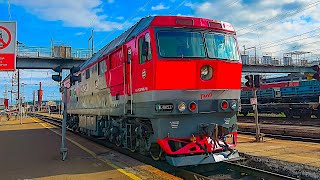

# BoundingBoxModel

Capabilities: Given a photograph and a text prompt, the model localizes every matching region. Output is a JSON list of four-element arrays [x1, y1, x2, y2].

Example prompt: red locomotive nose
[[189, 102, 197, 111]]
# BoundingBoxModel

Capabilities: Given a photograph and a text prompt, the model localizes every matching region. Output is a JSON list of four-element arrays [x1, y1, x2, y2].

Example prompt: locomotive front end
[[150, 16, 242, 166]]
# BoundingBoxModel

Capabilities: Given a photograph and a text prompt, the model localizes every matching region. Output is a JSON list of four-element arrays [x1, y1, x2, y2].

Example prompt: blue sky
[[0, 0, 320, 103]]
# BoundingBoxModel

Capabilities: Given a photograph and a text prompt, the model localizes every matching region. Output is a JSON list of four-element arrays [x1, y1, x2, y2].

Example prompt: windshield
[[157, 31, 206, 58], [205, 33, 240, 60]]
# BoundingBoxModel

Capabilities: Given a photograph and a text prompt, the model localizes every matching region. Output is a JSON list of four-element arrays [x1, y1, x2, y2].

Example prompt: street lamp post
[[244, 46, 257, 64]]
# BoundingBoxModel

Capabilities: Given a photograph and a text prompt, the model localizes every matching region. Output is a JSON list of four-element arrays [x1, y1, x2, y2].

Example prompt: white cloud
[[107, 0, 114, 3], [75, 32, 85, 36], [10, 0, 123, 31], [151, 3, 169, 11], [176, 13, 193, 17], [187, 0, 320, 60], [116, 16, 124, 20], [185, 2, 195, 8], [20, 70, 54, 79]]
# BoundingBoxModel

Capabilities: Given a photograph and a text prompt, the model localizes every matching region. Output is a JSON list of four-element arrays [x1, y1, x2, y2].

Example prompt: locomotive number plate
[[155, 104, 174, 112]]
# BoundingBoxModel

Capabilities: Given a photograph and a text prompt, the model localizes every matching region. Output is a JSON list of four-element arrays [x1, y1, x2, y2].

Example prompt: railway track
[[238, 123, 320, 143], [238, 130, 320, 143], [29, 113, 299, 180], [237, 116, 320, 127]]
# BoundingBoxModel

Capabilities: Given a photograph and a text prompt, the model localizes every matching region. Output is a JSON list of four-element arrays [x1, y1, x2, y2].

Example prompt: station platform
[[0, 116, 179, 180], [237, 134, 320, 168]]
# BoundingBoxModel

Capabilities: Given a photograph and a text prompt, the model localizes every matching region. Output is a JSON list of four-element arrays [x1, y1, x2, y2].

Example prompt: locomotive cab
[[143, 17, 242, 166]]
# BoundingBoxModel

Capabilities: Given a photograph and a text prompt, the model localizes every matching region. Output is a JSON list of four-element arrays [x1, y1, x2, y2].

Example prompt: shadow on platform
[[0, 126, 131, 179]]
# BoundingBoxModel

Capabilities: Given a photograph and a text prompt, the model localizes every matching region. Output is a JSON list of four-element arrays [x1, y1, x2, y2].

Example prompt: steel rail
[[238, 130, 320, 143], [237, 116, 320, 127]]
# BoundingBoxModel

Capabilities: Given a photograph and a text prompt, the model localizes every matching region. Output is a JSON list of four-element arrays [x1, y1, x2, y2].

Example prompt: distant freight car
[[240, 80, 320, 118]]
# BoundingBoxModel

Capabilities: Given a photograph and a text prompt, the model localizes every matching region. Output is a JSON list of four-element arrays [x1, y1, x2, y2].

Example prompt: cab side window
[[98, 60, 106, 75], [86, 69, 90, 79], [139, 32, 152, 64]]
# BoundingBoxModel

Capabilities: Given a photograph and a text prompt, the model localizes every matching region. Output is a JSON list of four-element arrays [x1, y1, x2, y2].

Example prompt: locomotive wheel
[[129, 137, 139, 152], [115, 134, 122, 147], [149, 143, 163, 161], [108, 134, 113, 143]]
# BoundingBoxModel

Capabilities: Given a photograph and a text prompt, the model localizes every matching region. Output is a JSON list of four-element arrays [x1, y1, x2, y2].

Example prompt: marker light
[[230, 101, 237, 110], [221, 100, 228, 110], [200, 65, 213, 80], [178, 102, 186, 112], [189, 102, 197, 112], [176, 18, 194, 26]]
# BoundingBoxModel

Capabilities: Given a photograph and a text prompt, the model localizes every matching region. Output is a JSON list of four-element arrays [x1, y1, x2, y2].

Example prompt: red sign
[[0, 26, 11, 50], [4, 99, 8, 109], [0, 22, 16, 71], [0, 54, 15, 70]]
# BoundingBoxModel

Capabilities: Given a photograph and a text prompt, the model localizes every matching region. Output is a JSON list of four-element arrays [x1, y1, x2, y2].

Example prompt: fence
[[241, 55, 314, 66], [17, 45, 92, 59]]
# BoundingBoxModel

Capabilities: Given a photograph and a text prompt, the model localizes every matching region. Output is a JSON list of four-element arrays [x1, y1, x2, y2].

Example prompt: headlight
[[178, 102, 186, 112], [201, 67, 209, 76], [200, 65, 213, 80], [230, 101, 237, 110]]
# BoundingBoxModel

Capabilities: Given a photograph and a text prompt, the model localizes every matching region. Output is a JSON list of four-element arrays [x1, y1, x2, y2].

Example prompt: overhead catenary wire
[[238, 0, 320, 32], [254, 27, 320, 49], [169, 0, 187, 15], [95, 0, 153, 49], [259, 33, 320, 50], [238, 1, 320, 37], [270, 39, 320, 54], [78, 1, 106, 38], [225, 0, 240, 8], [7, 0, 11, 20]]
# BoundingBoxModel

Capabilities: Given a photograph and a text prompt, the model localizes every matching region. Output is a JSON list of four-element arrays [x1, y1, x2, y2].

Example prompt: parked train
[[240, 80, 320, 118], [61, 16, 242, 166]]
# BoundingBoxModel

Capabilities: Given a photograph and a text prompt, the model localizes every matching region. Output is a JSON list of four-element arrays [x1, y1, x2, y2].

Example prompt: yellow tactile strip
[[32, 117, 142, 180], [31, 117, 181, 180]]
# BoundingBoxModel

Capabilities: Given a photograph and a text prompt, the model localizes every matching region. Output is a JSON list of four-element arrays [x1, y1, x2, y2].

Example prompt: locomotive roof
[[77, 15, 234, 71], [79, 16, 155, 71]]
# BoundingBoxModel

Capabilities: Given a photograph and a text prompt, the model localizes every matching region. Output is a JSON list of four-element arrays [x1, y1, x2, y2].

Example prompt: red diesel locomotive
[[63, 16, 242, 166]]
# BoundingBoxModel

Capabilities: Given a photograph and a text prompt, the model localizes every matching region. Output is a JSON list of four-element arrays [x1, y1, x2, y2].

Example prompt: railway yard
[[0, 113, 318, 180], [1, 2, 320, 180]]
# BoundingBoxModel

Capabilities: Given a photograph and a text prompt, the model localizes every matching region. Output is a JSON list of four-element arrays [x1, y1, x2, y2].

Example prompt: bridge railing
[[17, 45, 91, 59], [241, 55, 314, 66]]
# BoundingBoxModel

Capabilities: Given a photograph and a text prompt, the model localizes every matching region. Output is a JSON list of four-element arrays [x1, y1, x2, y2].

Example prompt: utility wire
[[95, 0, 153, 49], [259, 33, 320, 50], [225, 0, 240, 8], [271, 39, 320, 54], [255, 27, 320, 49], [169, 0, 187, 15], [238, 1, 320, 36], [238, 0, 320, 32], [7, 0, 11, 20], [79, 1, 106, 38]]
